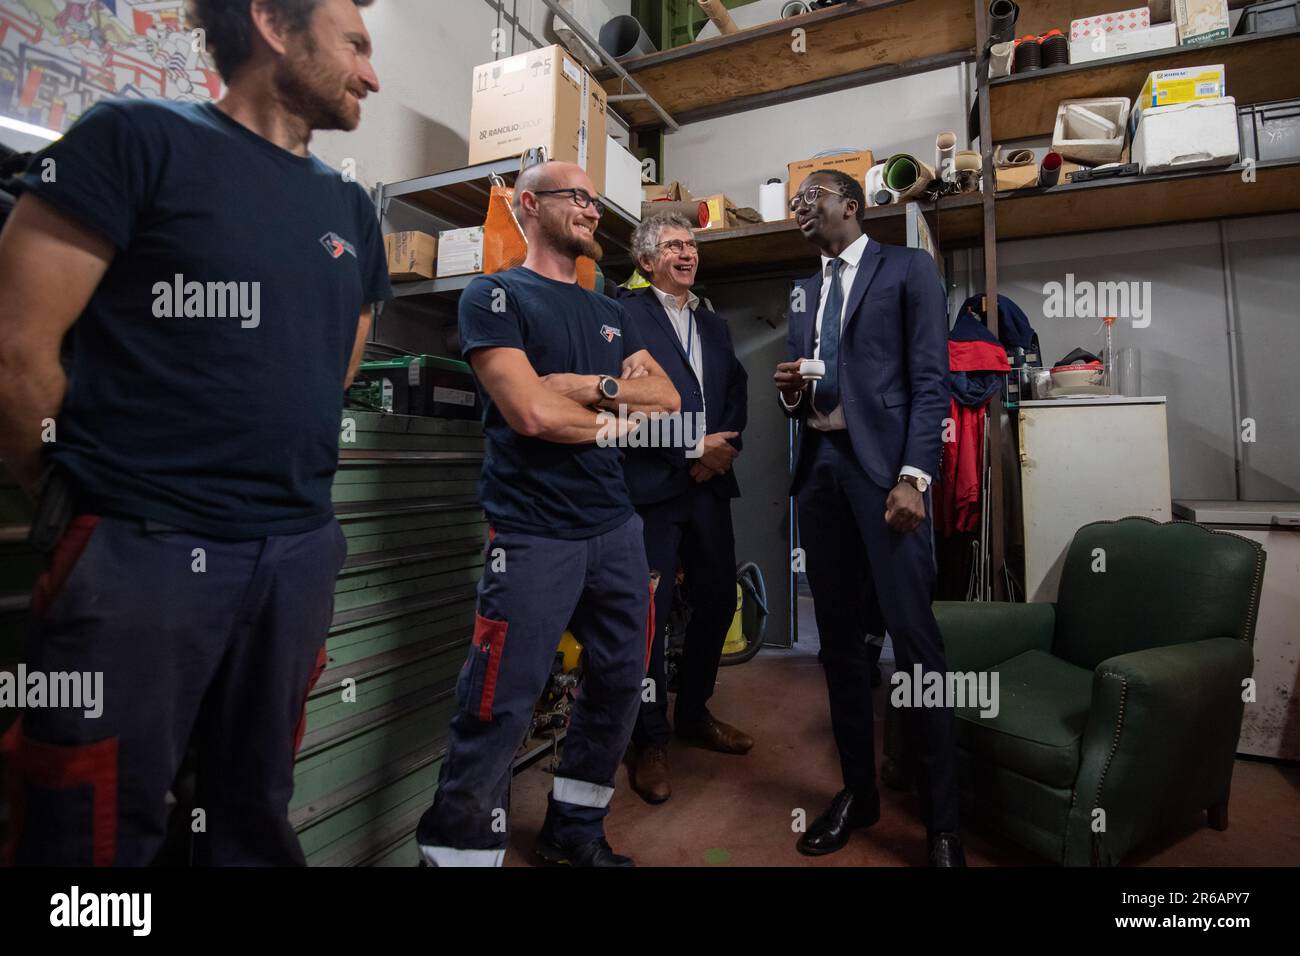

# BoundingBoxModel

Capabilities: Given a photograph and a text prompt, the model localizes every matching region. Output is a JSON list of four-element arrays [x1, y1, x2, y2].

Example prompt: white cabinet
[[1018, 397, 1173, 602], [1172, 500, 1300, 761]]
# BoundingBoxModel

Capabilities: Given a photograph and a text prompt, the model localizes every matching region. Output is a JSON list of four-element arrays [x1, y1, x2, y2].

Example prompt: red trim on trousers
[[472, 613, 508, 721], [31, 515, 100, 618], [644, 578, 657, 672], [294, 645, 329, 755], [3, 720, 119, 867]]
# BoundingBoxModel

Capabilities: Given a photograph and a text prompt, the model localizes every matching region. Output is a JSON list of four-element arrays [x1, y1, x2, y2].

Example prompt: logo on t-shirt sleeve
[[320, 232, 358, 259], [600, 324, 622, 343]]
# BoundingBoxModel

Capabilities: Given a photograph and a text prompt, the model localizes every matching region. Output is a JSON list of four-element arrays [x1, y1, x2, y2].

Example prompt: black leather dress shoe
[[928, 831, 966, 867], [535, 834, 635, 867], [796, 787, 881, 856]]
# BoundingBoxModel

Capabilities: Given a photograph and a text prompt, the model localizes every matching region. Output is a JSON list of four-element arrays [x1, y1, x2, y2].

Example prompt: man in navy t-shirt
[[415, 161, 680, 867], [0, 0, 389, 865]]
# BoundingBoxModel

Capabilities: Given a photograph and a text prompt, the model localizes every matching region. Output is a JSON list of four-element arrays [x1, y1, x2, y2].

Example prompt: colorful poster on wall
[[0, 0, 222, 135]]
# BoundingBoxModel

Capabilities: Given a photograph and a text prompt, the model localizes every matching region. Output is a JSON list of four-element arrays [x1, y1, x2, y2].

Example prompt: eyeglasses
[[532, 188, 606, 217], [657, 239, 698, 255], [789, 184, 847, 211]]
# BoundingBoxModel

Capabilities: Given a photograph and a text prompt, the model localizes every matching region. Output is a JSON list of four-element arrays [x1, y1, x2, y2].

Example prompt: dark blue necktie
[[814, 258, 844, 415]]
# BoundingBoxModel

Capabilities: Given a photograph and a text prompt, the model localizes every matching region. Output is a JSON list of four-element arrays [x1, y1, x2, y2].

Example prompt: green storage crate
[[348, 355, 478, 421]]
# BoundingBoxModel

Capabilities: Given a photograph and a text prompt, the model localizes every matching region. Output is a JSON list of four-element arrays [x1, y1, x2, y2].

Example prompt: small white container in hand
[[799, 359, 825, 381]]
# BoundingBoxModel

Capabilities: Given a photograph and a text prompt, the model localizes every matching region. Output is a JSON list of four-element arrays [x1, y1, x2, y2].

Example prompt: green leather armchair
[[935, 517, 1266, 866]]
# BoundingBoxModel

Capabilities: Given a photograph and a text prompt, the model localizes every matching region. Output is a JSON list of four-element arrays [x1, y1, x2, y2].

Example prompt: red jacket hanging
[[938, 339, 1009, 537]]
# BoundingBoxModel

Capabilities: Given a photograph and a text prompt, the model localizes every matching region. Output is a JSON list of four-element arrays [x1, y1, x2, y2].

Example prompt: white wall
[[664, 66, 969, 212]]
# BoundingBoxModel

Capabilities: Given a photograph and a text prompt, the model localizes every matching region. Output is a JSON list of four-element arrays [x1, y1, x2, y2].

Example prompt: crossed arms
[[468, 345, 680, 444]]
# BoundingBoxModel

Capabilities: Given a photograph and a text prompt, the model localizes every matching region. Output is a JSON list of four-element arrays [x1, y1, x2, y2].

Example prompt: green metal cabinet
[[291, 410, 486, 867]]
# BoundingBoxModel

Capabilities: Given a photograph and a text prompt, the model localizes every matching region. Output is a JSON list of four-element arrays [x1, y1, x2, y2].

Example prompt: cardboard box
[[604, 136, 643, 221], [1174, 0, 1230, 46], [1069, 21, 1177, 64], [698, 193, 736, 231], [995, 159, 1084, 190], [468, 44, 607, 193], [384, 230, 438, 282], [786, 149, 875, 214], [1069, 6, 1152, 41], [995, 163, 1040, 190], [437, 226, 484, 277], [1133, 95, 1239, 173], [1132, 64, 1226, 133], [642, 181, 693, 202]]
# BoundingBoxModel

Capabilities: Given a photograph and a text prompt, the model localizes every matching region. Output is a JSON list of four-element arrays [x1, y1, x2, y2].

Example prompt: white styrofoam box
[[604, 135, 643, 222], [1066, 104, 1118, 140], [1053, 97, 1131, 164], [1069, 21, 1177, 64], [1133, 96, 1240, 173], [1069, 6, 1151, 41]]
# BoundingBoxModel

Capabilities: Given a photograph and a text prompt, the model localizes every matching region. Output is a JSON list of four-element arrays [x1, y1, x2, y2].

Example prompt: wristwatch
[[597, 375, 620, 402], [898, 474, 930, 493]]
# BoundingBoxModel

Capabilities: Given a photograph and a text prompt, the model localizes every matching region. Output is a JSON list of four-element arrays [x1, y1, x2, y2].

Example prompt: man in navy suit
[[620, 213, 752, 805], [773, 170, 964, 866]]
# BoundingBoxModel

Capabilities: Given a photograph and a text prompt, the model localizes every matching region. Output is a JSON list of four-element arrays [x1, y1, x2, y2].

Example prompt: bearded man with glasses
[[415, 162, 679, 867]]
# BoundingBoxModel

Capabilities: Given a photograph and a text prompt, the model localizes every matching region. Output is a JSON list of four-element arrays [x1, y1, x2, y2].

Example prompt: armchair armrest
[[933, 601, 1056, 673], [1066, 636, 1255, 866]]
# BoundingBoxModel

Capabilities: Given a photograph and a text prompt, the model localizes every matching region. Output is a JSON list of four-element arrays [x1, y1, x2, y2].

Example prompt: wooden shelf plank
[[1007, 0, 1169, 41], [692, 193, 984, 282], [991, 27, 1300, 141], [993, 159, 1300, 240], [689, 161, 1300, 282], [598, 0, 976, 128]]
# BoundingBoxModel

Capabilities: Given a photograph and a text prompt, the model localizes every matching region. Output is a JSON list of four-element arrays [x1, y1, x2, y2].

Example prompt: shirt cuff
[[778, 389, 803, 411], [899, 465, 932, 484]]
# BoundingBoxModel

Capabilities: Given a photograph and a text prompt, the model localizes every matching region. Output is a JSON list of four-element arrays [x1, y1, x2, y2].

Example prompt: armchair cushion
[[934, 600, 1055, 673], [954, 649, 1092, 789]]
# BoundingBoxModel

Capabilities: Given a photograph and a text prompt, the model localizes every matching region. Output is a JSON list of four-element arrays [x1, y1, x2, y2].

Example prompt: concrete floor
[[505, 599, 1300, 867]]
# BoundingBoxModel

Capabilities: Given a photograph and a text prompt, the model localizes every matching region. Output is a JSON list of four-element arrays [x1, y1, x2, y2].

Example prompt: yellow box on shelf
[[1131, 64, 1225, 134]]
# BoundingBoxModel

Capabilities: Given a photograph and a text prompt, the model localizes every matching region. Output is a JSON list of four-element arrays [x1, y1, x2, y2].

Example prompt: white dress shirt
[[781, 233, 930, 485], [651, 283, 706, 430]]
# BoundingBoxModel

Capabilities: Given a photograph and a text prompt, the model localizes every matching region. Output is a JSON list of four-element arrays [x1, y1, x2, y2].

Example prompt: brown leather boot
[[675, 709, 754, 755], [628, 744, 671, 804]]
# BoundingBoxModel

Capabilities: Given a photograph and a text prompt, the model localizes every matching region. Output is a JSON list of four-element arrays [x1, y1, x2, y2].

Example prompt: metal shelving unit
[[374, 158, 641, 308]]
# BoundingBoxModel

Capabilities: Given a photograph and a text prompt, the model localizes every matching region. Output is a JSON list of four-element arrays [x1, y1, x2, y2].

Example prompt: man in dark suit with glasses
[[773, 170, 963, 866]]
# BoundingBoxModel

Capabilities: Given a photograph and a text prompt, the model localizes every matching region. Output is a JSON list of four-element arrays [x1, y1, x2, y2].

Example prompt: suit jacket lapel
[[640, 289, 694, 375], [841, 241, 883, 335]]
